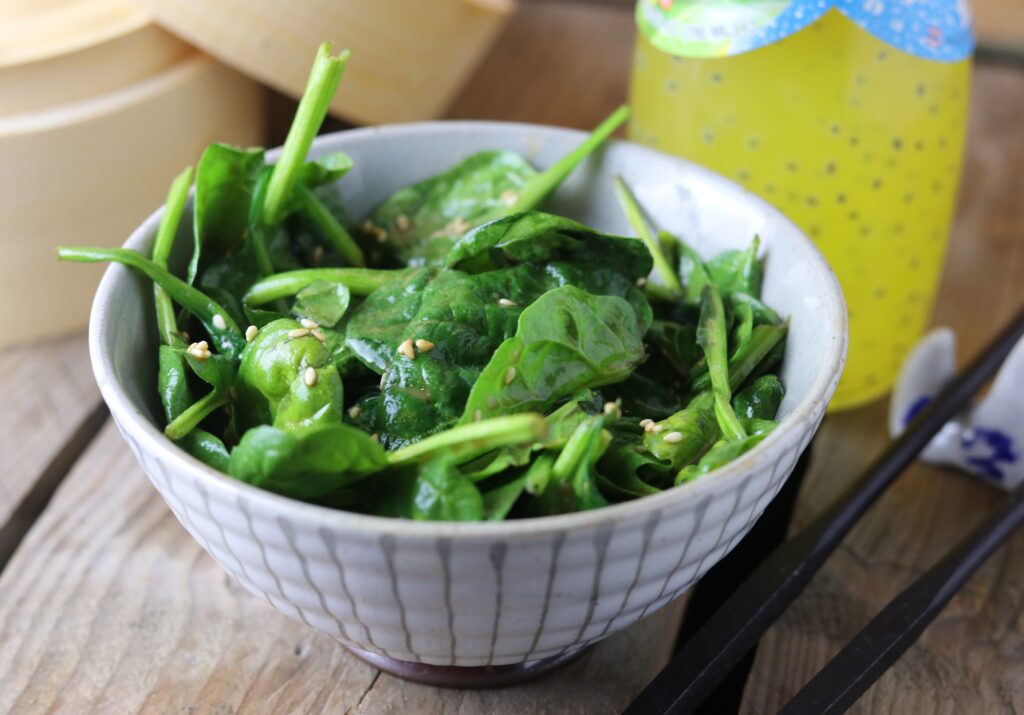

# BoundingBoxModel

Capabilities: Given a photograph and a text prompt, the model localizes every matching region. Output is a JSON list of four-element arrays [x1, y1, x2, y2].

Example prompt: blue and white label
[[637, 0, 974, 62]]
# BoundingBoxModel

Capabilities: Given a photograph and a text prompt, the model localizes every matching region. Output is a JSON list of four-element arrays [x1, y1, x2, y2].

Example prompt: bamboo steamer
[[133, 0, 516, 124], [1, 0, 265, 347]]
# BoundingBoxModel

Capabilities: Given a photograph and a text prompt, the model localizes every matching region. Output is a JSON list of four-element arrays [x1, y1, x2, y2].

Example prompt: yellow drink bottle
[[630, 1, 973, 409]]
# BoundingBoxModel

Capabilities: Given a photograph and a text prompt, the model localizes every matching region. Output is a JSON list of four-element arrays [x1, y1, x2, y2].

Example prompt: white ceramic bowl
[[90, 122, 847, 680]]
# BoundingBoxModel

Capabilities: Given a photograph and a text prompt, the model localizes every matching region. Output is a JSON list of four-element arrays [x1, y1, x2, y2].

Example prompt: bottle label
[[636, 0, 974, 62]]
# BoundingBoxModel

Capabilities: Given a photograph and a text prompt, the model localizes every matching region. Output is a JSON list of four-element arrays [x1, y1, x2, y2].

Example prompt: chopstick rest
[[889, 328, 1024, 488]]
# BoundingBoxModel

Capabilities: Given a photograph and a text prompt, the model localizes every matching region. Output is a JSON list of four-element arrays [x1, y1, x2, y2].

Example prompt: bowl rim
[[90, 119, 848, 539]]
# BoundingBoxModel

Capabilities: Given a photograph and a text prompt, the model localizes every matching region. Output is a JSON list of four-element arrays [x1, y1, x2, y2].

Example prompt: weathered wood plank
[[740, 63, 1024, 714], [0, 423, 683, 714], [0, 333, 104, 563]]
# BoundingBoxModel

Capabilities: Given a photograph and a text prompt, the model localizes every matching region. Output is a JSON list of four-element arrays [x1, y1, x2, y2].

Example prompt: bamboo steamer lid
[[133, 0, 516, 124], [1, 1, 265, 347]]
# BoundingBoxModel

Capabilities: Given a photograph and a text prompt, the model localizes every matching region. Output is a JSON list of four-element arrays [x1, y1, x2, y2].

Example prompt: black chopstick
[[623, 308, 1024, 715], [778, 480, 1024, 714]]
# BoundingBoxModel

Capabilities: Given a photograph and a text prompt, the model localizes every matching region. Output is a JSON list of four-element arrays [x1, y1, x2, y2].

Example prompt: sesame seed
[[304, 367, 318, 387], [504, 366, 517, 385], [498, 298, 518, 307], [245, 325, 259, 343], [500, 190, 519, 207], [379, 371, 387, 388], [639, 418, 654, 428], [395, 214, 412, 232], [473, 409, 483, 422], [212, 314, 227, 330], [636, 277, 648, 287], [348, 405, 362, 419], [651, 424, 664, 434], [371, 433, 380, 443], [300, 318, 318, 330], [603, 401, 620, 416], [186, 341, 211, 361], [415, 338, 435, 353], [398, 338, 416, 360], [288, 328, 311, 339], [311, 329, 327, 343], [181, 331, 190, 341], [663, 431, 683, 444]]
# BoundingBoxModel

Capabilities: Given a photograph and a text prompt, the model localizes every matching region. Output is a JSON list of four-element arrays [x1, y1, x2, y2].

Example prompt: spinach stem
[[152, 165, 194, 346], [244, 267, 401, 305], [612, 176, 683, 295], [296, 184, 365, 267], [551, 417, 601, 481], [165, 389, 230, 440], [263, 44, 349, 225], [388, 414, 547, 466], [698, 284, 747, 442], [510, 104, 630, 214], [247, 170, 277, 278], [57, 246, 245, 357]]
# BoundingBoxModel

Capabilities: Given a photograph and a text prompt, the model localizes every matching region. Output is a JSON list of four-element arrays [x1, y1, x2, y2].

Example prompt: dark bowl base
[[343, 644, 589, 689]]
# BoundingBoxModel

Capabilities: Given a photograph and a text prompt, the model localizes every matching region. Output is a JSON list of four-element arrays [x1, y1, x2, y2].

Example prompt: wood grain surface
[[0, 335, 104, 564], [740, 63, 1024, 714]]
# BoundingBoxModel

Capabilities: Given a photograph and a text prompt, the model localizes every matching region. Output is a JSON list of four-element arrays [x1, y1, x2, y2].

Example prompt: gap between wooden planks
[[740, 63, 1024, 714], [0, 334, 105, 567]]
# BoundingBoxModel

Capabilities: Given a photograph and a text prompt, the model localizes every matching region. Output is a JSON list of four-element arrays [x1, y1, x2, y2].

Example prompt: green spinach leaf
[[461, 285, 646, 423]]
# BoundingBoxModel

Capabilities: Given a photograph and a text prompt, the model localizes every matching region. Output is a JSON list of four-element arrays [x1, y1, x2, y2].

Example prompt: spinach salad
[[60, 44, 789, 521]]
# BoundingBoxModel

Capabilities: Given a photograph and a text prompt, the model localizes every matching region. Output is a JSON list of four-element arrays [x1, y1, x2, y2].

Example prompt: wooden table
[[2, 2, 1023, 713]]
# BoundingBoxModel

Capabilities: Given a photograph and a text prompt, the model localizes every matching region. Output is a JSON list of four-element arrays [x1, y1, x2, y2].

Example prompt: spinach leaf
[[481, 473, 528, 521], [191, 143, 265, 283], [697, 284, 747, 442], [729, 299, 755, 358], [228, 423, 386, 500], [235, 318, 345, 432], [299, 151, 354, 187], [706, 236, 763, 298], [675, 235, 712, 304], [643, 392, 719, 469], [367, 105, 630, 269], [369, 150, 538, 267], [291, 279, 350, 328], [460, 398, 591, 480], [528, 415, 610, 515], [675, 430, 772, 485], [690, 322, 788, 394], [596, 432, 668, 497], [647, 320, 702, 376], [411, 458, 485, 521], [601, 369, 686, 420], [461, 285, 646, 423], [446, 211, 652, 281], [179, 429, 231, 472], [349, 262, 649, 447], [732, 375, 785, 420], [158, 345, 193, 423]]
